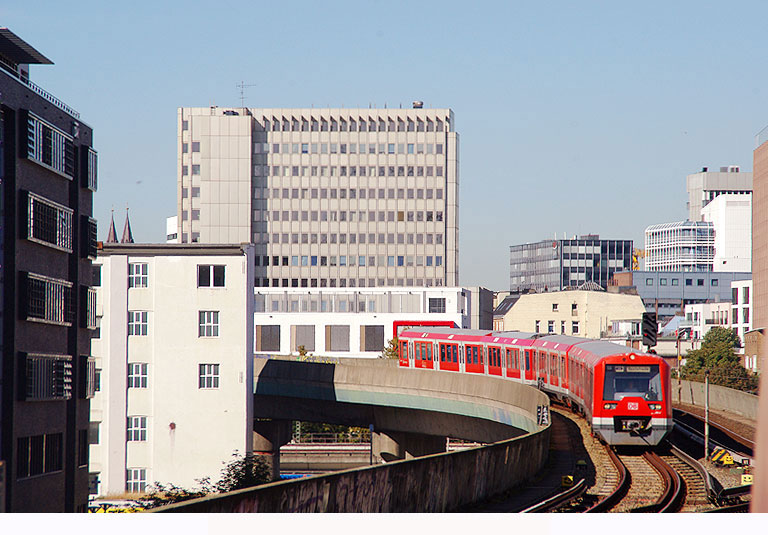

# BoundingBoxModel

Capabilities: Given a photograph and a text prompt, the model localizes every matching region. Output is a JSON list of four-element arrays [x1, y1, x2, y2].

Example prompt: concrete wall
[[674, 379, 758, 420], [156, 424, 549, 513]]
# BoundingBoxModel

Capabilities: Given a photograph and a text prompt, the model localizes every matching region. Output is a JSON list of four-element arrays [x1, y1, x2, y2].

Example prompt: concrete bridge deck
[[157, 358, 551, 513]]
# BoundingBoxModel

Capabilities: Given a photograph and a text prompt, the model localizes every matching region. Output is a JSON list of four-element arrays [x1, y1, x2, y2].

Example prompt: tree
[[701, 326, 741, 348], [214, 451, 272, 493], [681, 326, 757, 393], [381, 337, 399, 359]]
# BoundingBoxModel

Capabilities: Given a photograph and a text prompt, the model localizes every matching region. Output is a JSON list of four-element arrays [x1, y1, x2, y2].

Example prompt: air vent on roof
[[412, 101, 423, 109]]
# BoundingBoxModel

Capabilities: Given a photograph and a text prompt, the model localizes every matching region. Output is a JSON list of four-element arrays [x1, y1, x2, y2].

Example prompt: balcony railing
[[0, 57, 80, 119]]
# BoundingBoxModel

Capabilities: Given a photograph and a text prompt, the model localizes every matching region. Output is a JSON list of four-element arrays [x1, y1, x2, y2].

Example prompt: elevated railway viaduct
[[158, 358, 551, 513]]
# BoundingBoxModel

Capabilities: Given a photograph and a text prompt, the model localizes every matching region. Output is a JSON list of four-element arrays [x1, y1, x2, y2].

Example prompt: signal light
[[642, 312, 657, 347]]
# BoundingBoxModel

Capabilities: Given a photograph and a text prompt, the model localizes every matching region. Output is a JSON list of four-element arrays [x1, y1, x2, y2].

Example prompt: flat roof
[[0, 28, 52, 65], [98, 243, 250, 257]]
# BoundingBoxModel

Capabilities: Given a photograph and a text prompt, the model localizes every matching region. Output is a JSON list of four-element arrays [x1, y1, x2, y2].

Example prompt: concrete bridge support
[[253, 420, 292, 480], [373, 431, 446, 463]]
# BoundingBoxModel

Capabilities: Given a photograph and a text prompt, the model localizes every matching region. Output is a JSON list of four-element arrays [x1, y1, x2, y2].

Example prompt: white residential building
[[177, 105, 459, 289], [684, 302, 732, 341], [644, 220, 715, 272], [701, 193, 752, 272], [253, 287, 479, 358], [731, 279, 753, 342], [89, 244, 255, 496], [499, 288, 647, 339]]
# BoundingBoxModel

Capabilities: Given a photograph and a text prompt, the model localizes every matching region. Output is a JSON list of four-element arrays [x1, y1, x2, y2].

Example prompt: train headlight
[[603, 403, 618, 410], [649, 404, 662, 411]]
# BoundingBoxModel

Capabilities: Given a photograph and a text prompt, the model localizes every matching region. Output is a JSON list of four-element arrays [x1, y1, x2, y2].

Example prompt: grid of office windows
[[25, 354, 72, 401]]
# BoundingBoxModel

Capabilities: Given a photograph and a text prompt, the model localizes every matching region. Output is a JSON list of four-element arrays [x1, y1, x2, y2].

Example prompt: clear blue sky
[[5, 1, 765, 290]]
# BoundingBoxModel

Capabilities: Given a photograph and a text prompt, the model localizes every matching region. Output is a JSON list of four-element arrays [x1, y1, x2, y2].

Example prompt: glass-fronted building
[[509, 235, 633, 293]]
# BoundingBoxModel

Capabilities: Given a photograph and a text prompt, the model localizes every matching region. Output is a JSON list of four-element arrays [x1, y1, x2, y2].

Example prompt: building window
[[83, 287, 97, 329], [128, 263, 148, 288], [126, 468, 147, 493], [128, 311, 148, 336], [572, 321, 580, 334], [25, 112, 74, 178], [711, 279, 718, 287], [535, 320, 540, 333], [24, 191, 74, 252], [199, 364, 220, 389], [198, 311, 219, 337], [552, 303, 558, 312], [646, 278, 653, 286], [24, 272, 74, 326], [548, 320, 555, 333], [685, 279, 692, 286], [82, 147, 98, 191], [743, 286, 750, 304], [24, 353, 73, 401], [127, 363, 148, 388], [659, 278, 667, 286], [671, 279, 679, 286], [17, 433, 63, 479], [697, 279, 704, 286], [198, 265, 225, 287], [428, 298, 446, 313], [743, 308, 750, 324], [126, 416, 147, 442], [82, 216, 98, 259]]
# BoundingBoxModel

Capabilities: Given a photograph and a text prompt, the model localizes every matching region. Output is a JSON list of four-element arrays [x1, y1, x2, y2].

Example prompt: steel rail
[[584, 447, 628, 513], [673, 408, 754, 454], [519, 478, 588, 513], [628, 452, 683, 513], [669, 443, 719, 503]]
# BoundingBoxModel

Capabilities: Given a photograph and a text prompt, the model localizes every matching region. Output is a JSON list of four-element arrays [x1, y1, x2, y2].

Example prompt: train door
[[538, 351, 547, 385], [399, 339, 409, 367], [549, 352, 559, 387], [560, 354, 568, 390], [524, 349, 534, 382], [439, 342, 459, 372], [505, 348, 521, 379], [488, 346, 502, 376], [465, 343, 483, 374]]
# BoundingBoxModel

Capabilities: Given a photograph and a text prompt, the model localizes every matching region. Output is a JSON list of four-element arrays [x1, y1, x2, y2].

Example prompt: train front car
[[573, 342, 672, 446]]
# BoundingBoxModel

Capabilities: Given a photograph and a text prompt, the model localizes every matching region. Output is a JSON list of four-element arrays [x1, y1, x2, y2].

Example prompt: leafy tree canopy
[[381, 338, 399, 359], [681, 327, 757, 393], [702, 326, 741, 348]]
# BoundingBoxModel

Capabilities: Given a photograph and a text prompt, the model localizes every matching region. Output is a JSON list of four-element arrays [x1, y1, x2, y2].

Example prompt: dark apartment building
[[1, 28, 98, 512]]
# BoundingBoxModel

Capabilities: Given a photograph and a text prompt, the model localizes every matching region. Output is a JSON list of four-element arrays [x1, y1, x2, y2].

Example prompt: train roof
[[399, 327, 492, 336], [491, 330, 538, 340], [534, 335, 589, 351]]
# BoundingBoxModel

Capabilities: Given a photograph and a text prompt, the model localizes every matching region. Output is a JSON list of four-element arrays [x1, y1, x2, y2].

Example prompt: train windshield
[[603, 364, 661, 401]]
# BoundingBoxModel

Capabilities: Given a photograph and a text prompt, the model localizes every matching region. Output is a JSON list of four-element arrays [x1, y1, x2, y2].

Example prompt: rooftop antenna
[[236, 81, 257, 107]]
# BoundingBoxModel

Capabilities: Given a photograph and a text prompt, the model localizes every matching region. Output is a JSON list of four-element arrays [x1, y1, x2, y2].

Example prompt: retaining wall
[[675, 379, 758, 420], [155, 424, 549, 513]]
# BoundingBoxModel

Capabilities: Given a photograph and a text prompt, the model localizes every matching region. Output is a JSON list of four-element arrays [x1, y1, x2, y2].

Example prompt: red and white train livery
[[398, 328, 672, 446]]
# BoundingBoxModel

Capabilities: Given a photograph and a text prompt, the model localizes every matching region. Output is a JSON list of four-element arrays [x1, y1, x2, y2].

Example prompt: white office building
[[177, 105, 459, 289], [683, 301, 732, 341], [686, 166, 752, 222], [644, 220, 715, 272], [253, 287, 479, 358], [701, 193, 752, 272], [89, 244, 255, 496]]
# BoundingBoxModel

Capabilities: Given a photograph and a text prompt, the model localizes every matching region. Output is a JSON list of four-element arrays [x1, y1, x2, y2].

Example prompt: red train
[[398, 327, 672, 446]]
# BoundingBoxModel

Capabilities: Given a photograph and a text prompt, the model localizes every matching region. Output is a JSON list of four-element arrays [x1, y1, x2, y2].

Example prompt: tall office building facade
[[177, 106, 459, 288], [686, 166, 752, 222], [509, 235, 633, 293], [0, 29, 98, 512]]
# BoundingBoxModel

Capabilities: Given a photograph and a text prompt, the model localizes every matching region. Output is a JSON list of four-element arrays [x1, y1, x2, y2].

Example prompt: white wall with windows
[[683, 301, 732, 341], [731, 279, 752, 342], [89, 244, 254, 496], [253, 287, 473, 357]]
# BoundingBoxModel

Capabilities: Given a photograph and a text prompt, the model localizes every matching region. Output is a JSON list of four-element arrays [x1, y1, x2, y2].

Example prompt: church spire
[[106, 210, 118, 243], [121, 208, 134, 244]]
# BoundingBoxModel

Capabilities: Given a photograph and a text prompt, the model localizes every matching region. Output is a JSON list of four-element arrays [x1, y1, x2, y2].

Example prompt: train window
[[525, 350, 531, 369], [603, 364, 661, 401], [427, 344, 432, 361], [440, 345, 446, 362]]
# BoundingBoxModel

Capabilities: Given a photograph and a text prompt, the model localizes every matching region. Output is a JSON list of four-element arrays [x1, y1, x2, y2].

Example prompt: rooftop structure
[[686, 166, 752, 222]]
